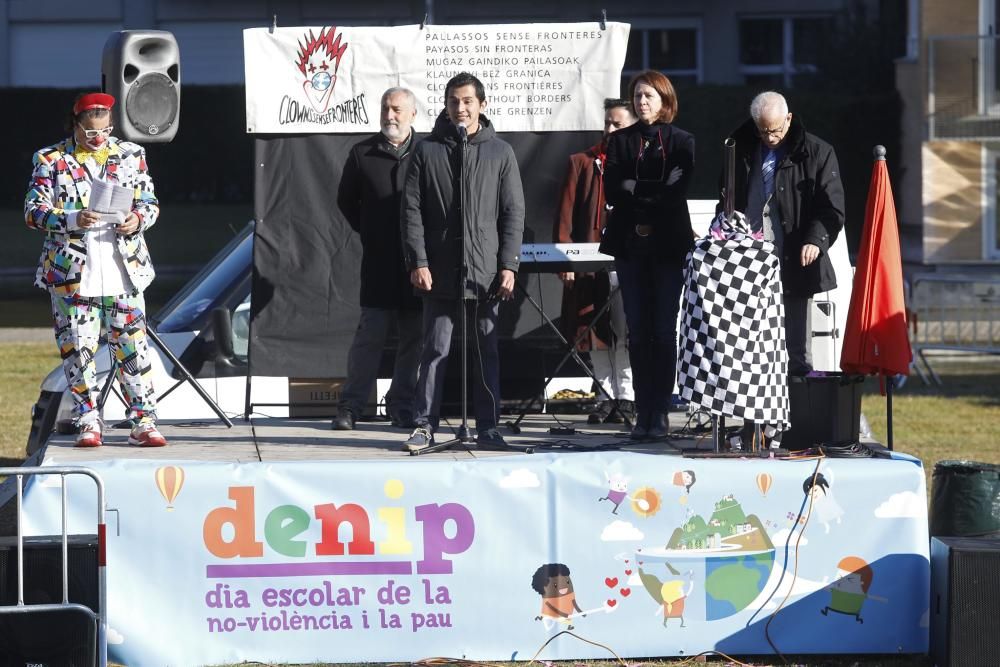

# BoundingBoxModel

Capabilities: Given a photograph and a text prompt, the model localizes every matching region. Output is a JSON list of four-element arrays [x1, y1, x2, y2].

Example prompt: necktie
[[762, 149, 776, 199]]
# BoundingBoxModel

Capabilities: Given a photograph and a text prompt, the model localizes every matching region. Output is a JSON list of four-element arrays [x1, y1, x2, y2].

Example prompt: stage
[[20, 412, 930, 665]]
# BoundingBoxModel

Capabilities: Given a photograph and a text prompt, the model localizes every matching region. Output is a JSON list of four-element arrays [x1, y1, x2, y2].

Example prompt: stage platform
[[36, 411, 735, 464], [21, 411, 928, 666]]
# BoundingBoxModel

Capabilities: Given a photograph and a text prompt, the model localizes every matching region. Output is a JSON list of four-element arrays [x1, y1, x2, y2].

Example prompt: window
[[621, 21, 702, 94], [739, 16, 833, 88], [986, 147, 1000, 260]]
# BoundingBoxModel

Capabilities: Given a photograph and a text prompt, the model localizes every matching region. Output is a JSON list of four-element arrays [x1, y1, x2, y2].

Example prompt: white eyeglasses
[[78, 126, 113, 139]]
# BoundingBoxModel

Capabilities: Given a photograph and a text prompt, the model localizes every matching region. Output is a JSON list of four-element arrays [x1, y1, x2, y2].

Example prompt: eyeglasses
[[78, 126, 113, 139], [756, 116, 789, 138]]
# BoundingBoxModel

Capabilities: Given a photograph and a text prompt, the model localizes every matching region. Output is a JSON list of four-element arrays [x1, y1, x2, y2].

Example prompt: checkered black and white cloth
[[677, 233, 789, 428]]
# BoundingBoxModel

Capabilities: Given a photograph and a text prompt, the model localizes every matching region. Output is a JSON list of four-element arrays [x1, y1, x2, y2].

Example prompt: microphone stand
[[412, 122, 479, 454]]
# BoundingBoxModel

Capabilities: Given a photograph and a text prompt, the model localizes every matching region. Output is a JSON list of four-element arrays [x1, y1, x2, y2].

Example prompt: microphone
[[456, 121, 468, 144]]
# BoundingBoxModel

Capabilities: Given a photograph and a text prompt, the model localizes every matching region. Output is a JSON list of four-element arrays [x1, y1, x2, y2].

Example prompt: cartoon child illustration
[[820, 556, 887, 623], [599, 472, 629, 514], [803, 472, 845, 533], [639, 565, 695, 628], [531, 563, 585, 630], [672, 470, 696, 494]]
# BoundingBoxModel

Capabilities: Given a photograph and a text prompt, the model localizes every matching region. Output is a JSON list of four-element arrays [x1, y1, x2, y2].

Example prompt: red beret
[[73, 93, 115, 115]]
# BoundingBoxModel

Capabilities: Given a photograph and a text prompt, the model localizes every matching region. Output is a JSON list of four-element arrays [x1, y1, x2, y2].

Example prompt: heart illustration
[[604, 577, 618, 588], [606, 599, 617, 608], [624, 559, 630, 563], [624, 569, 633, 575], [638, 561, 644, 565], [620, 588, 631, 597]]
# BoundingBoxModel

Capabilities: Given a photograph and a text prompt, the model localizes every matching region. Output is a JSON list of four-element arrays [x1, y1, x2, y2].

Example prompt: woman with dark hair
[[599, 70, 695, 440], [24, 92, 167, 448]]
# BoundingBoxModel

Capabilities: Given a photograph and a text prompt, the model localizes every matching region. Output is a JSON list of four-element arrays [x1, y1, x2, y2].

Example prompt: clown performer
[[24, 92, 166, 448]]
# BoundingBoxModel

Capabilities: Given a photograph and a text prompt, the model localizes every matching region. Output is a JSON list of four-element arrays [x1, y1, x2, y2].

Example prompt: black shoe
[[630, 409, 650, 440], [477, 427, 508, 449], [614, 399, 636, 424], [605, 401, 625, 424], [404, 426, 434, 452], [587, 401, 612, 425], [647, 413, 668, 439], [332, 408, 356, 431]]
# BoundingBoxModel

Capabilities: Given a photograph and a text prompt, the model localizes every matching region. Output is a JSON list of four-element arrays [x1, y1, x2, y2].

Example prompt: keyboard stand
[[506, 278, 632, 432]]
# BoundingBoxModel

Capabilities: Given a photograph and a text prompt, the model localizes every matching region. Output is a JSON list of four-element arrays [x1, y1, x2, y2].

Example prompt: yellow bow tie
[[73, 144, 111, 167]]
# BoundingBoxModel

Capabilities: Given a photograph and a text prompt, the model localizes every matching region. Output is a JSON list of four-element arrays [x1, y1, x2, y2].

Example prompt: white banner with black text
[[244, 22, 630, 133]]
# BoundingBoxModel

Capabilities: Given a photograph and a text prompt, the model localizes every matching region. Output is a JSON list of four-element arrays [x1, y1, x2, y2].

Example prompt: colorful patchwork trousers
[[50, 290, 158, 424]]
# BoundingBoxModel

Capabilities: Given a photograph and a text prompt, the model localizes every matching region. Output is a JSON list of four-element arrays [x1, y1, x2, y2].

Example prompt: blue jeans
[[614, 256, 684, 417]]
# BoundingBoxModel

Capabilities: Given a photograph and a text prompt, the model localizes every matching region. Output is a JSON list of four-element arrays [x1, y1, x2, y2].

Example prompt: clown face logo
[[295, 27, 349, 113]]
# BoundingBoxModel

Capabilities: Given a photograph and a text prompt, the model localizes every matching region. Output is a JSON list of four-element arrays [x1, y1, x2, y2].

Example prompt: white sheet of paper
[[90, 179, 133, 215]]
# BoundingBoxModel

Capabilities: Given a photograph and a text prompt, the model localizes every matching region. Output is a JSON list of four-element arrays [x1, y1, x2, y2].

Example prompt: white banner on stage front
[[23, 453, 930, 665], [243, 22, 630, 133]]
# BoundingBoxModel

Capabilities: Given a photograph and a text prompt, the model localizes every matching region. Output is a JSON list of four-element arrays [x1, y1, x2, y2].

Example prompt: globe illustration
[[634, 495, 776, 622]]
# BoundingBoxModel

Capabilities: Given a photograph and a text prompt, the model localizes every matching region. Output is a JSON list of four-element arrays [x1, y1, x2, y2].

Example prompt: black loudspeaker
[[101, 30, 180, 143], [0, 608, 97, 667], [0, 535, 100, 666], [931, 536, 1000, 666], [782, 373, 863, 450]]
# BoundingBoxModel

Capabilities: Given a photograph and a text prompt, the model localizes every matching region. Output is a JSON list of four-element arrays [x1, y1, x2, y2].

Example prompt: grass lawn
[[0, 341, 60, 464], [860, 356, 1000, 494]]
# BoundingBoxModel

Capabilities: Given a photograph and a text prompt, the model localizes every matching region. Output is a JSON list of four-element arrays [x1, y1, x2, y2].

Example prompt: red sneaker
[[75, 421, 103, 448], [128, 422, 167, 447]]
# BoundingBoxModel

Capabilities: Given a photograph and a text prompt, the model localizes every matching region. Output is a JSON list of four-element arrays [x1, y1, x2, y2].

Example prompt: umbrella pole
[[886, 375, 894, 451]]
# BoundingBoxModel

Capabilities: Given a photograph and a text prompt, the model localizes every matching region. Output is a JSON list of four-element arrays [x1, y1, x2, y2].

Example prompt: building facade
[[0, 0, 885, 88], [899, 0, 1000, 264]]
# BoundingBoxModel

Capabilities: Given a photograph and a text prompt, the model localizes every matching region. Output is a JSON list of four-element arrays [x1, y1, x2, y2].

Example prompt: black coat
[[599, 121, 695, 262], [401, 112, 524, 300], [727, 116, 845, 296], [337, 132, 422, 310]]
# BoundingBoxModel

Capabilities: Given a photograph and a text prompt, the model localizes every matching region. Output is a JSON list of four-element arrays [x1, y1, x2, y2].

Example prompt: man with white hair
[[724, 91, 845, 376], [333, 87, 424, 430]]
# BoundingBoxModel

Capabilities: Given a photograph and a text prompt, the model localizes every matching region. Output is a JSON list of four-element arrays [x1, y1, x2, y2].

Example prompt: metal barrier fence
[[908, 275, 1000, 384], [0, 467, 107, 666]]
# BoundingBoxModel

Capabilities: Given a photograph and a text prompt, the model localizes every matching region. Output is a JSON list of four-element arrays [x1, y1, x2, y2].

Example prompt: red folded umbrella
[[841, 146, 911, 378], [841, 146, 911, 450]]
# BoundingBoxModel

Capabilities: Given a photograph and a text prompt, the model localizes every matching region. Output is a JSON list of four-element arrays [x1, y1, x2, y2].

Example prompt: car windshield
[[153, 223, 253, 332]]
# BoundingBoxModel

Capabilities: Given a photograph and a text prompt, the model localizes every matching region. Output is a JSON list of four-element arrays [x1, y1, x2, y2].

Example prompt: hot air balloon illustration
[[155, 466, 185, 511], [756, 472, 773, 497]]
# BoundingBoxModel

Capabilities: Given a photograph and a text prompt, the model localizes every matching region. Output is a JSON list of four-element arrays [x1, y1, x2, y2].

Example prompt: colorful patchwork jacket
[[24, 136, 159, 296]]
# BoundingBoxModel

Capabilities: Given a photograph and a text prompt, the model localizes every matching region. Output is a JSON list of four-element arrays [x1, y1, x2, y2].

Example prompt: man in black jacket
[[401, 72, 525, 451], [727, 91, 845, 375], [333, 87, 424, 431]]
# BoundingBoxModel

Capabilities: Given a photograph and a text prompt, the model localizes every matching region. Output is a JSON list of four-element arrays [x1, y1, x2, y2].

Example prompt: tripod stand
[[507, 278, 632, 432], [97, 324, 234, 428]]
